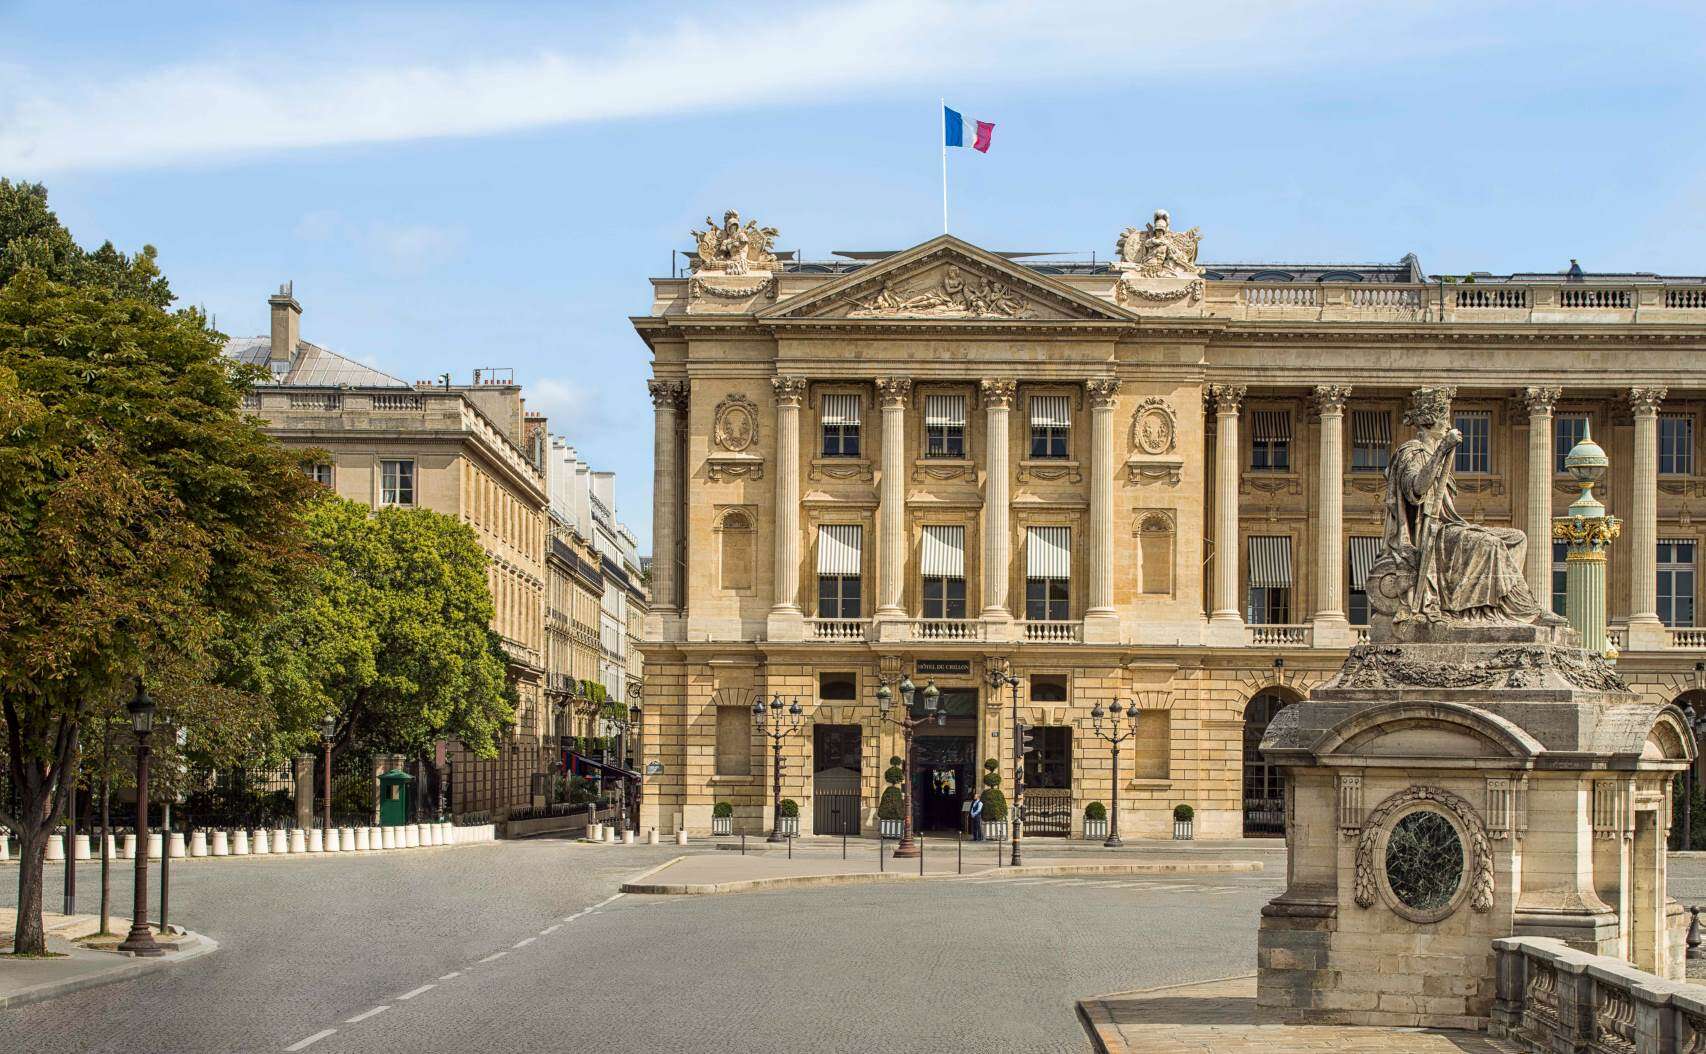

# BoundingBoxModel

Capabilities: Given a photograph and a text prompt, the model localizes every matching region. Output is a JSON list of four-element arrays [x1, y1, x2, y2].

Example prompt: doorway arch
[[1242, 687, 1301, 837]]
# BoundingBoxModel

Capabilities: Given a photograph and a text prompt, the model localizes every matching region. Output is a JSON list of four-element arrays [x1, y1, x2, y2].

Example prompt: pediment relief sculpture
[[1113, 208, 1205, 308], [847, 263, 1039, 320]]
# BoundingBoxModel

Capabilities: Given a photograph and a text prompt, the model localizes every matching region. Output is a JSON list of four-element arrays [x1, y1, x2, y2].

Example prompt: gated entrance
[[1023, 726, 1073, 836], [1243, 689, 1298, 836], [813, 724, 861, 835]]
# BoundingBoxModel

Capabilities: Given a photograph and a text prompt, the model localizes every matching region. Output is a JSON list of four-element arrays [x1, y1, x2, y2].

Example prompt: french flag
[[944, 105, 994, 153]]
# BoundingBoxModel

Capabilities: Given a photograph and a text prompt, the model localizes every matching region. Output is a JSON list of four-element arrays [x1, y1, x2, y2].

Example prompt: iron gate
[[1023, 788, 1071, 837], [814, 788, 861, 835]]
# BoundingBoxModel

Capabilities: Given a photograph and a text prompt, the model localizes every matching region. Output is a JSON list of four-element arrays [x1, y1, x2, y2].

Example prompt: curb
[[0, 930, 219, 1010], [621, 858, 1262, 895]]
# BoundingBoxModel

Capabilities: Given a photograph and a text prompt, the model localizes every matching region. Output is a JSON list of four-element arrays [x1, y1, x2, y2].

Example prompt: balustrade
[[1667, 627, 1706, 649], [1492, 936, 1706, 1053], [1018, 620, 1082, 643], [1454, 287, 1529, 309], [1245, 286, 1319, 307], [1246, 624, 1312, 647], [804, 618, 869, 642], [1559, 288, 1632, 309]]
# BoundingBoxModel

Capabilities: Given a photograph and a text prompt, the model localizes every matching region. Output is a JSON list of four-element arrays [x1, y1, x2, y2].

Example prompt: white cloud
[[0, 0, 1471, 172]]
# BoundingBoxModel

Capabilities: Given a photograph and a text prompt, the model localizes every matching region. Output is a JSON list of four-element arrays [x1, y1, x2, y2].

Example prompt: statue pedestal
[[1256, 626, 1690, 1029]]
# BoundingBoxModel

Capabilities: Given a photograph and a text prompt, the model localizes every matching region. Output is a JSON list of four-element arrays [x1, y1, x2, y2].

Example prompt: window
[[1661, 414, 1694, 476], [380, 459, 415, 505], [922, 576, 966, 619], [1659, 540, 1696, 627], [1249, 411, 1292, 471], [920, 525, 966, 619], [1028, 395, 1070, 459], [1025, 526, 1071, 620], [304, 462, 334, 487], [1348, 536, 1379, 625], [1554, 414, 1590, 473], [714, 707, 752, 776], [817, 575, 861, 619], [1138, 515, 1173, 595], [1350, 410, 1391, 473], [815, 524, 862, 616], [1131, 710, 1170, 779], [1551, 541, 1568, 616], [821, 394, 861, 457], [818, 673, 857, 701], [1453, 412, 1491, 474], [1246, 535, 1293, 625], [1023, 727, 1071, 788], [1029, 674, 1067, 702], [924, 394, 966, 458], [719, 510, 756, 591]]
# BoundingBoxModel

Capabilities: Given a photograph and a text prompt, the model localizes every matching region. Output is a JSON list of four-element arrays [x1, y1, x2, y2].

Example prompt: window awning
[[1351, 410, 1391, 446], [924, 395, 966, 427], [817, 524, 862, 575], [1026, 526, 1071, 579], [921, 525, 966, 578], [1348, 536, 1381, 591], [1030, 395, 1071, 428], [821, 394, 861, 426], [1251, 411, 1292, 442], [1247, 535, 1293, 588]]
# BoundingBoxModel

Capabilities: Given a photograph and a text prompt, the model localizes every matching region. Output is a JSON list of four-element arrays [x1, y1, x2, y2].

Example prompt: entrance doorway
[[1243, 689, 1298, 836], [813, 724, 861, 835], [911, 735, 975, 833]]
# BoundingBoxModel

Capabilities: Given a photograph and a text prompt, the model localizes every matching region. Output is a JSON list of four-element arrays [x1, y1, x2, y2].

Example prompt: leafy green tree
[[0, 183, 315, 953]]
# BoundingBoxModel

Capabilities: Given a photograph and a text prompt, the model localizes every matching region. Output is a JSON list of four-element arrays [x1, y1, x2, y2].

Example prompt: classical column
[[1085, 377, 1122, 644], [646, 379, 687, 639], [980, 379, 1016, 628], [875, 378, 912, 628], [1311, 385, 1352, 646], [1207, 384, 1247, 644], [1626, 386, 1668, 649], [1522, 386, 1561, 603], [767, 376, 807, 641]]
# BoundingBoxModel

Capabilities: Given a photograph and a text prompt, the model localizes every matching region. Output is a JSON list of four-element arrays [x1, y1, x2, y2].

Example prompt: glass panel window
[[380, 459, 415, 505], [926, 422, 964, 458], [822, 422, 860, 457], [1551, 541, 1568, 617], [1023, 727, 1071, 788], [304, 462, 334, 487], [1024, 578, 1069, 621], [1658, 541, 1696, 628], [1661, 415, 1694, 476], [1348, 587, 1369, 626], [1246, 587, 1292, 625], [1028, 396, 1070, 459], [1554, 414, 1589, 473], [922, 576, 966, 619], [817, 574, 861, 619], [1250, 412, 1292, 472], [1350, 409, 1390, 473], [1453, 412, 1491, 474], [1029, 425, 1068, 459], [1350, 442, 1387, 473], [1029, 674, 1068, 702]]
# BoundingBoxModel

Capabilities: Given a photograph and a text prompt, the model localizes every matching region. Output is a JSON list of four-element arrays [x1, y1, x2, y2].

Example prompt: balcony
[[1246, 623, 1313, 647], [904, 618, 985, 642], [1667, 627, 1706, 649], [1019, 620, 1082, 643], [805, 618, 869, 642]]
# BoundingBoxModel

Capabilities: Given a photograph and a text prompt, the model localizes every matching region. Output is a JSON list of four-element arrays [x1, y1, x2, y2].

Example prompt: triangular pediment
[[759, 236, 1134, 323]]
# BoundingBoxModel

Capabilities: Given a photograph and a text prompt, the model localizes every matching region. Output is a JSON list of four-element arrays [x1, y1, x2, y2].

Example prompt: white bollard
[[623, 829, 635, 846], [402, 824, 416, 849], [442, 821, 453, 844], [45, 835, 64, 862], [354, 827, 370, 851], [104, 834, 117, 859], [74, 833, 92, 860], [381, 826, 396, 850], [648, 828, 659, 845], [288, 828, 306, 854], [190, 830, 208, 857], [339, 827, 354, 852], [325, 828, 339, 852], [307, 828, 323, 853], [367, 825, 380, 850], [0, 833, 8, 861], [212, 830, 229, 856], [675, 829, 689, 846], [252, 828, 270, 855], [427, 823, 441, 846], [233, 830, 250, 855], [148, 832, 163, 859], [168, 832, 186, 859], [123, 832, 139, 859], [272, 827, 289, 855]]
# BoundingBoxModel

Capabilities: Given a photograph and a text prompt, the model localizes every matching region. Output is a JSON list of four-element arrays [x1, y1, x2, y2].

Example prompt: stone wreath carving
[[713, 393, 759, 452], [1355, 785, 1493, 917], [1130, 397, 1177, 455], [1332, 643, 1626, 693]]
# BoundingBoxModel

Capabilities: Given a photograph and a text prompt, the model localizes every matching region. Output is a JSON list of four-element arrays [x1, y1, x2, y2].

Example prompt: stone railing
[[1667, 628, 1706, 649], [1608, 624, 1628, 650], [905, 618, 984, 642], [1019, 619, 1081, 643], [1246, 623, 1313, 647], [1491, 936, 1706, 1053], [805, 617, 869, 641], [1352, 625, 1371, 644]]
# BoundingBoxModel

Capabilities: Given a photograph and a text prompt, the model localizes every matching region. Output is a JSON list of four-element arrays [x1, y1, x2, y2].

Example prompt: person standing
[[969, 793, 985, 842]]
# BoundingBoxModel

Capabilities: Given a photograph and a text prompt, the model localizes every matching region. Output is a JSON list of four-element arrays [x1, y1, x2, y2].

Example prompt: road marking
[[479, 951, 508, 963], [540, 924, 560, 935], [395, 984, 436, 1001], [512, 937, 535, 948], [285, 1029, 337, 1051], [345, 1006, 390, 1024], [439, 972, 461, 981], [592, 892, 625, 910]]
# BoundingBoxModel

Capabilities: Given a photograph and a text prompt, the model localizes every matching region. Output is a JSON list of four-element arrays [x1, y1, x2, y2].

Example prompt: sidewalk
[[0, 909, 216, 1009], [1076, 976, 1520, 1053]]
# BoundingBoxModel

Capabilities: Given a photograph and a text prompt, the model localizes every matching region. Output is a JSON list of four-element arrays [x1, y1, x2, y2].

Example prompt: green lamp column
[[1553, 423, 1621, 657]]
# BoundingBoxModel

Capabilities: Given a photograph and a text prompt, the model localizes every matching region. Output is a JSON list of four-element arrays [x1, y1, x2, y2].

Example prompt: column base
[[1311, 615, 1356, 649], [1625, 616, 1667, 651], [873, 614, 911, 643], [765, 607, 804, 643], [1082, 610, 1120, 645], [980, 611, 1017, 643], [644, 611, 684, 644], [1206, 612, 1246, 647]]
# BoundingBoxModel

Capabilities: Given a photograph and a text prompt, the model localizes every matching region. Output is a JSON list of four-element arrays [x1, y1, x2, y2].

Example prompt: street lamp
[[117, 680, 162, 957], [984, 661, 1026, 866], [878, 674, 942, 859], [1086, 700, 1136, 848], [754, 695, 808, 843], [320, 713, 337, 836]]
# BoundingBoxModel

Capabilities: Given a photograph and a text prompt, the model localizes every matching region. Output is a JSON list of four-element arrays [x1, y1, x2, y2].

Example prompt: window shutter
[[1247, 535, 1293, 588], [1029, 395, 1071, 428], [1025, 526, 1072, 578], [921, 525, 966, 578], [816, 524, 862, 575], [924, 395, 966, 427]]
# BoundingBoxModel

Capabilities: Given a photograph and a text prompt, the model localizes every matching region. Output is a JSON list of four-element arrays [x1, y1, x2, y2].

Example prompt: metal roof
[[225, 336, 412, 389]]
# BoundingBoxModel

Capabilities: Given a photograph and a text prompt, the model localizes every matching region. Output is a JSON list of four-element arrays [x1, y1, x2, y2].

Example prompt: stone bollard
[[212, 830, 229, 856], [427, 823, 441, 846], [148, 832, 163, 859], [381, 826, 396, 850], [326, 828, 340, 852], [676, 829, 689, 846], [168, 832, 186, 859], [443, 821, 454, 844], [288, 828, 307, 854], [252, 828, 269, 855], [405, 824, 419, 849], [623, 829, 635, 846], [123, 832, 138, 859], [648, 827, 659, 845], [104, 834, 117, 860], [354, 827, 369, 851], [45, 835, 64, 862], [336, 827, 351, 852], [74, 833, 92, 860], [272, 827, 289, 855], [0, 832, 8, 861], [585, 820, 599, 841], [233, 830, 249, 855], [307, 828, 323, 853], [191, 830, 208, 857]]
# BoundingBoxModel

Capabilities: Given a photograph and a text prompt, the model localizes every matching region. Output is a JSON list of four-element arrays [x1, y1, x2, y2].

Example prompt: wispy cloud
[[0, 0, 1469, 172]]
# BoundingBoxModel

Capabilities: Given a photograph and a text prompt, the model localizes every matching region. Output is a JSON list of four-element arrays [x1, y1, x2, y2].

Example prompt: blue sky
[[6, 1, 1706, 551]]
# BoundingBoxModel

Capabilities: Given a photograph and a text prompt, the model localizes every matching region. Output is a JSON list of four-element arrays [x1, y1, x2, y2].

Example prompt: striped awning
[[821, 394, 861, 426], [817, 524, 862, 575], [1030, 395, 1072, 428], [1351, 410, 1391, 446], [921, 525, 966, 578], [924, 394, 967, 427], [1251, 411, 1292, 442], [1348, 536, 1381, 591], [1026, 526, 1072, 579], [1247, 535, 1293, 589]]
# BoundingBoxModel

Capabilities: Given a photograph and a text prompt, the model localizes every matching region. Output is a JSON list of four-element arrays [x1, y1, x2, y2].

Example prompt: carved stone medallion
[[713, 393, 759, 452], [1131, 398, 1177, 455], [1354, 785, 1493, 923]]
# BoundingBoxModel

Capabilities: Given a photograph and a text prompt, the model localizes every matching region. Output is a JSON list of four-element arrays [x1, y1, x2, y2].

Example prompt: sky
[[6, 0, 1706, 553]]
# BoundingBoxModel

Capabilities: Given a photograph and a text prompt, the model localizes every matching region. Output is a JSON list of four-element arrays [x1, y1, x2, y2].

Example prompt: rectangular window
[[1347, 536, 1379, 626], [381, 459, 415, 505], [304, 462, 334, 487], [818, 672, 858, 701], [1555, 414, 1590, 473], [1350, 410, 1391, 473], [814, 524, 861, 614], [1249, 411, 1292, 471], [1029, 674, 1068, 702], [817, 575, 862, 619], [1661, 414, 1694, 476], [1023, 727, 1071, 789], [714, 707, 752, 776], [1246, 535, 1293, 625], [1024, 526, 1071, 620], [922, 576, 966, 619], [1659, 540, 1696, 628], [1028, 395, 1070, 459], [924, 394, 966, 458], [1551, 540, 1568, 617], [821, 394, 861, 457], [1024, 578, 1069, 621], [1454, 412, 1491, 474]]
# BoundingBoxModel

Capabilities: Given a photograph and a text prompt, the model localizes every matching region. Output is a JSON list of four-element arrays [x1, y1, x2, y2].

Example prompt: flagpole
[[940, 97, 948, 234]]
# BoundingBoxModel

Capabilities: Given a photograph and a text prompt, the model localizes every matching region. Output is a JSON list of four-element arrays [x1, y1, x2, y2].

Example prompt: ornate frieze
[[1112, 209, 1204, 308], [1330, 643, 1627, 692], [1338, 773, 1364, 838], [848, 264, 1037, 319], [1130, 397, 1177, 455]]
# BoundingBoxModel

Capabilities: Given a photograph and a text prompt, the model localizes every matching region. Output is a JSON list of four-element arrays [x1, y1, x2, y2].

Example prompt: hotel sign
[[915, 659, 971, 677]]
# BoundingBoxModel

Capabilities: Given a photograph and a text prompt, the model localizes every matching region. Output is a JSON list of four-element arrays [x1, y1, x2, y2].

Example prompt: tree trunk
[[12, 822, 46, 954]]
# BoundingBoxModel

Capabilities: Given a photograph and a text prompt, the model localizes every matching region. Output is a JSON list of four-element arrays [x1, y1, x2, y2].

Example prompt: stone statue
[[1369, 387, 1562, 628], [1114, 209, 1204, 280], [691, 210, 779, 275]]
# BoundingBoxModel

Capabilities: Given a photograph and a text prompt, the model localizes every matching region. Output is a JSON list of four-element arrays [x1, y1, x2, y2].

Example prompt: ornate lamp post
[[118, 681, 162, 958], [1086, 700, 1136, 848], [877, 675, 942, 859], [1554, 423, 1620, 657], [753, 695, 808, 843], [320, 713, 336, 835], [984, 662, 1025, 866]]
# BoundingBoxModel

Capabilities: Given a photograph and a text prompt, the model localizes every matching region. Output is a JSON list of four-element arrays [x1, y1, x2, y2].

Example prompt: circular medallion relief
[[713, 398, 758, 452], [1383, 809, 1464, 917], [1132, 402, 1176, 455]]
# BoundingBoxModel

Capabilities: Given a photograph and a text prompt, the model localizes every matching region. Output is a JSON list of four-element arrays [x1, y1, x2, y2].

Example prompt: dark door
[[911, 735, 974, 833], [813, 724, 862, 835], [1243, 691, 1295, 836]]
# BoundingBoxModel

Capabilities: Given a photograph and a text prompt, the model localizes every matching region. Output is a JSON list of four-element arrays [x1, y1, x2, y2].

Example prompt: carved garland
[[1354, 785, 1493, 916]]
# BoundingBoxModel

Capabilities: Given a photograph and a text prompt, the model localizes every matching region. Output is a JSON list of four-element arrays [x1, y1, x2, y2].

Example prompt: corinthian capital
[[771, 375, 807, 407], [979, 379, 1017, 409], [1086, 377, 1122, 409], [1311, 384, 1352, 416], [1206, 383, 1246, 415], [647, 378, 688, 410], [1628, 386, 1667, 416], [1521, 386, 1562, 417], [875, 377, 912, 406]]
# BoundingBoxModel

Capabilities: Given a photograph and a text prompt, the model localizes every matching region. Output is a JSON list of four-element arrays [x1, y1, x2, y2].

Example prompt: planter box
[[711, 816, 733, 836], [777, 816, 799, 837], [1173, 819, 1194, 840], [1083, 818, 1109, 841], [982, 820, 1008, 842], [879, 818, 902, 839]]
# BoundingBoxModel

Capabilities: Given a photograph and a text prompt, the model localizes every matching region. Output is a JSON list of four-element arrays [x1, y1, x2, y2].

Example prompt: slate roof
[[225, 336, 411, 389]]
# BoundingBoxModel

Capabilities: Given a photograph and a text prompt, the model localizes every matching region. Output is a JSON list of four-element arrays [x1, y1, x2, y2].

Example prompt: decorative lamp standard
[[1086, 700, 1137, 847], [754, 695, 808, 843], [625, 702, 643, 824], [320, 714, 336, 835], [984, 662, 1025, 866], [1554, 423, 1620, 658], [118, 681, 163, 957], [878, 675, 942, 859]]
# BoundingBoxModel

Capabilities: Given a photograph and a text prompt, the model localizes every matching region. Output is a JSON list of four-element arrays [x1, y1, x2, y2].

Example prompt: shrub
[[980, 786, 1007, 822], [1084, 801, 1107, 821], [878, 786, 905, 820], [778, 798, 799, 818], [712, 801, 733, 819], [1173, 803, 1194, 823], [982, 758, 1001, 790], [885, 756, 904, 787]]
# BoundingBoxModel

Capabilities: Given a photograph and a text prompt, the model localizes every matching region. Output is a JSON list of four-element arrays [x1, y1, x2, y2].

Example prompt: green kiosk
[[378, 769, 414, 827]]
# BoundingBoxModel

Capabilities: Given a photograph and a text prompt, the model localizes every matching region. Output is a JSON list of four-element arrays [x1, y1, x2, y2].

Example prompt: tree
[[0, 183, 316, 953], [226, 496, 516, 760]]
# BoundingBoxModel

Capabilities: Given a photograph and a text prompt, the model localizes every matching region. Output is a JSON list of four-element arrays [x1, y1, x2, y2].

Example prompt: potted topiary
[[1083, 801, 1109, 841], [712, 801, 733, 836], [777, 798, 800, 837], [979, 759, 1008, 842], [879, 757, 905, 838], [1173, 803, 1194, 840]]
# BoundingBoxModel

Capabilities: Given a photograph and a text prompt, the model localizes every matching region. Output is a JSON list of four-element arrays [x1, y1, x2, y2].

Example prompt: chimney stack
[[268, 281, 301, 368]]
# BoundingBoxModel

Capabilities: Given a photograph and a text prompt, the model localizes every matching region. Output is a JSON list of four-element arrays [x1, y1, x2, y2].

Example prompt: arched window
[[1243, 688, 1301, 836], [717, 509, 754, 591]]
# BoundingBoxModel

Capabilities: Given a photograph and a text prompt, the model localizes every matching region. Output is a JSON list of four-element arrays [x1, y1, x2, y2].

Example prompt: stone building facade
[[634, 212, 1706, 839]]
